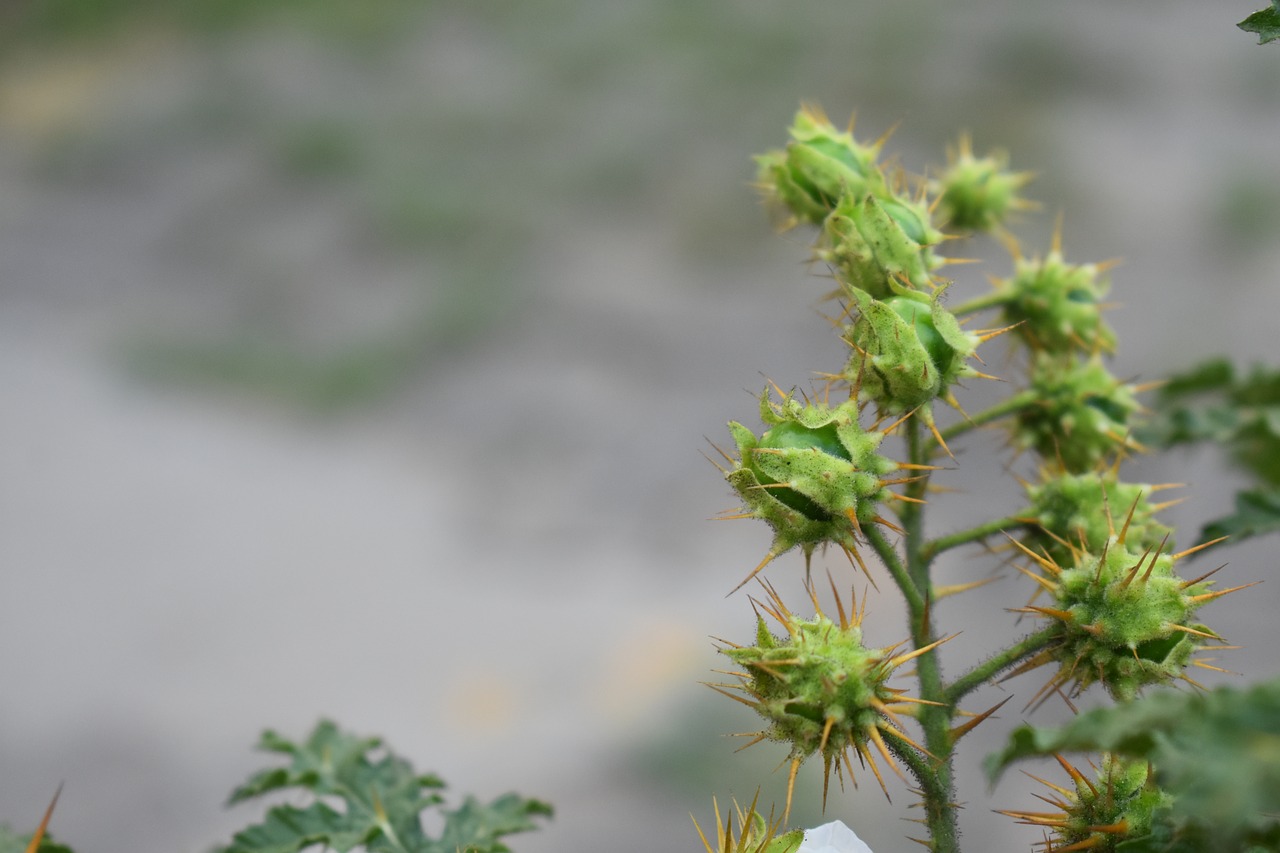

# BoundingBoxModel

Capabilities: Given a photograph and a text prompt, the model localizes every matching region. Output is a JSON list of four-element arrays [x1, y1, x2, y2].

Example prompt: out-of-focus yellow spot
[[444, 673, 517, 734], [593, 620, 701, 723]]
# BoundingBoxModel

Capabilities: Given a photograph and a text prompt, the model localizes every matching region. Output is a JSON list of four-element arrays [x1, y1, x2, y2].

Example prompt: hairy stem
[[932, 389, 1039, 449], [944, 625, 1061, 706], [923, 514, 1034, 562]]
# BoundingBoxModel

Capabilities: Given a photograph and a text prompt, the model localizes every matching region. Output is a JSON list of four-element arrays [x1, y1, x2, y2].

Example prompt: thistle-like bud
[[932, 135, 1033, 233], [1014, 356, 1144, 472], [755, 106, 889, 226], [693, 797, 803, 853], [1000, 754, 1170, 853], [1020, 469, 1175, 569], [724, 392, 899, 581], [1015, 535, 1237, 702], [818, 193, 944, 299], [844, 287, 981, 422], [714, 584, 932, 818], [994, 247, 1116, 354]]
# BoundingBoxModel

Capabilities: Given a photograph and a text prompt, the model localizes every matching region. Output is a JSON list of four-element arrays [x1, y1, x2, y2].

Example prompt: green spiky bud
[[1002, 755, 1171, 853], [1021, 470, 1175, 569], [995, 248, 1116, 354], [725, 392, 898, 567], [932, 136, 1033, 233], [755, 106, 889, 226], [844, 287, 981, 420], [1014, 356, 1144, 472], [818, 193, 944, 299], [715, 585, 922, 810], [1029, 537, 1220, 701], [693, 799, 803, 853]]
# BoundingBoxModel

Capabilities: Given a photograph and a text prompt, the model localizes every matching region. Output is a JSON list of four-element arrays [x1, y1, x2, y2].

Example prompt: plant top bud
[[818, 193, 944, 299], [932, 135, 1033, 233], [995, 246, 1116, 354]]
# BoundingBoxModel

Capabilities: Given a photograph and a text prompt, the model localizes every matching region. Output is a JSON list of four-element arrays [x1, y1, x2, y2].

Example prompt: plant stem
[[949, 291, 1009, 317], [899, 417, 961, 853], [923, 514, 1034, 562], [867, 525, 924, 617], [944, 625, 1061, 706], [932, 389, 1039, 449]]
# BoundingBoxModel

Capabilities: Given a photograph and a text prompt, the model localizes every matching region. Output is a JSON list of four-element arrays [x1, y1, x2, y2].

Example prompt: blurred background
[[1, 1, 1278, 850]]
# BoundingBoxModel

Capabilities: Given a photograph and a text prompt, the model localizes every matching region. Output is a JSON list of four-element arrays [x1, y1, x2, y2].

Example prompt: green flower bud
[[932, 135, 1033, 233], [818, 193, 944, 299], [724, 392, 899, 582], [755, 106, 889, 226], [1021, 469, 1175, 569], [693, 798, 803, 853], [1019, 536, 1230, 702], [714, 584, 927, 818], [995, 245, 1116, 354], [1000, 754, 1171, 853], [1014, 356, 1144, 472], [844, 287, 981, 422]]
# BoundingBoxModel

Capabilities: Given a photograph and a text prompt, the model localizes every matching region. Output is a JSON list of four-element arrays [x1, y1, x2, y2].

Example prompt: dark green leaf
[[217, 721, 549, 853], [1201, 487, 1280, 545], [1240, 1, 1280, 44], [987, 679, 1280, 849]]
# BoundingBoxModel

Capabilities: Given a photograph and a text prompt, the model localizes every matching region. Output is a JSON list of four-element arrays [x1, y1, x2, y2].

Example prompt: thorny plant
[[696, 102, 1280, 853]]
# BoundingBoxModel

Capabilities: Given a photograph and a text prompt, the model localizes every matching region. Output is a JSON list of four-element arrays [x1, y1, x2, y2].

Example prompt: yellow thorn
[[25, 784, 62, 853], [1188, 582, 1260, 604], [728, 550, 780, 597]]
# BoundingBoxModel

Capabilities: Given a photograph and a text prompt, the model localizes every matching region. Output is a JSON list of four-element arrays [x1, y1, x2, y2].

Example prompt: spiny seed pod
[[1000, 754, 1170, 853], [993, 241, 1116, 354], [693, 796, 803, 853], [720, 391, 902, 590], [844, 287, 983, 425], [1014, 356, 1145, 473], [1009, 534, 1247, 703], [755, 105, 890, 227], [712, 582, 937, 820], [1019, 468, 1176, 570], [817, 192, 945, 299], [932, 134, 1033, 233]]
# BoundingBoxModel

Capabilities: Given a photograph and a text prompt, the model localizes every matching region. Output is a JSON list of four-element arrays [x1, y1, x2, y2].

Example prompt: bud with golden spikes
[[1020, 468, 1175, 570], [724, 391, 901, 588], [843, 285, 984, 426], [992, 244, 1116, 355], [999, 754, 1170, 853], [1013, 355, 1144, 473], [713, 581, 936, 819], [931, 134, 1034, 233], [692, 795, 804, 853], [1016, 535, 1243, 701], [755, 105, 890, 227], [818, 193, 945, 300]]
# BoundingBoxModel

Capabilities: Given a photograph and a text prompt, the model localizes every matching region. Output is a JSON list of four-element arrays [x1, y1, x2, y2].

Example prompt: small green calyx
[[818, 193, 943, 299], [756, 106, 888, 226], [845, 287, 981, 422], [692, 797, 803, 853], [995, 246, 1116, 354], [932, 135, 1033, 233], [1018, 536, 1228, 702], [725, 391, 898, 574], [1014, 356, 1144, 472], [1000, 754, 1169, 853]]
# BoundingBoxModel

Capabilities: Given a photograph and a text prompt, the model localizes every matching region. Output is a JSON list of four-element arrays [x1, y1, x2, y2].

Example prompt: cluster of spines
[[711, 580, 944, 821], [999, 754, 1170, 853], [692, 794, 802, 853]]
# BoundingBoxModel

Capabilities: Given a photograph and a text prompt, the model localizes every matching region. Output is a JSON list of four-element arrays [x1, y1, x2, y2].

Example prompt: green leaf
[[1202, 486, 1280, 544], [1240, 1, 1280, 44], [217, 721, 550, 853], [987, 679, 1280, 849]]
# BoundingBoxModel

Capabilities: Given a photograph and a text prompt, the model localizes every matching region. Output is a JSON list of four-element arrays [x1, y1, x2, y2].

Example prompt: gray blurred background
[[1, 1, 1278, 851]]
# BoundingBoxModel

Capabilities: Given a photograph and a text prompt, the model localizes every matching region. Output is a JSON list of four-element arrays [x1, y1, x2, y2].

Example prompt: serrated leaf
[[987, 679, 1280, 848], [1240, 1, 1280, 44], [217, 721, 549, 853]]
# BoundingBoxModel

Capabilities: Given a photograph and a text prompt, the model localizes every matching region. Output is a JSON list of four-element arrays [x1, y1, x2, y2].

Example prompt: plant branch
[[944, 625, 1060, 706]]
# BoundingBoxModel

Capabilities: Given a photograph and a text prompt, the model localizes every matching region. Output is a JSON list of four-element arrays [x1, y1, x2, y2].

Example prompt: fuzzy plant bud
[[844, 287, 981, 423], [932, 135, 1033, 233], [755, 106, 889, 226], [993, 246, 1116, 354], [714, 584, 930, 817], [723, 391, 899, 580], [1014, 534, 1238, 702], [693, 798, 803, 853], [1000, 754, 1171, 853], [1014, 355, 1144, 472], [817, 193, 944, 299], [1020, 469, 1175, 570]]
